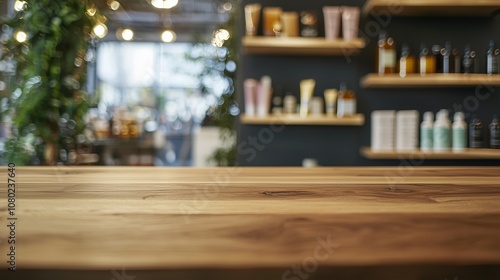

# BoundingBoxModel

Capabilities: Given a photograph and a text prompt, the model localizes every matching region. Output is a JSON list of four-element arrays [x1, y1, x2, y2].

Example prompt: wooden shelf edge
[[360, 147, 500, 160], [363, 0, 500, 17], [241, 36, 366, 56], [360, 73, 500, 88], [240, 114, 365, 126]]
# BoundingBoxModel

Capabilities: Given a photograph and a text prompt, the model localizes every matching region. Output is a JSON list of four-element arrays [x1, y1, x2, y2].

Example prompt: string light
[[15, 31, 27, 43], [161, 30, 176, 43], [151, 0, 178, 9], [109, 1, 120, 11], [92, 23, 108, 38], [211, 29, 230, 47], [14, 0, 27, 12], [121, 28, 134, 41]]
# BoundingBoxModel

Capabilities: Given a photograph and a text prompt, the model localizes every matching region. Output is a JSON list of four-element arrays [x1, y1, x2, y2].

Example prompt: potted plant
[[1, 0, 105, 165]]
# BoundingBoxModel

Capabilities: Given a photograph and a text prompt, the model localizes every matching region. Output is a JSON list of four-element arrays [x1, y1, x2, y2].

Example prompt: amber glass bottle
[[337, 83, 356, 118], [419, 43, 436, 75], [399, 44, 416, 77], [376, 32, 396, 75]]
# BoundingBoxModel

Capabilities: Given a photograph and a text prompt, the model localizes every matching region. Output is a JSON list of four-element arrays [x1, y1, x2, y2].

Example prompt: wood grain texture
[[361, 147, 500, 160], [0, 167, 500, 271], [241, 36, 365, 56], [363, 0, 500, 17], [360, 73, 500, 88], [240, 113, 365, 126]]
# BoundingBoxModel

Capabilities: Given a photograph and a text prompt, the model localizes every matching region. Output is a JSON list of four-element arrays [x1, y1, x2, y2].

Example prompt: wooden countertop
[[1, 166, 500, 273]]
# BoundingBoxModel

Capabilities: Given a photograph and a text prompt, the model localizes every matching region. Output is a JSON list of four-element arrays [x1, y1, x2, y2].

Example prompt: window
[[92, 42, 230, 166]]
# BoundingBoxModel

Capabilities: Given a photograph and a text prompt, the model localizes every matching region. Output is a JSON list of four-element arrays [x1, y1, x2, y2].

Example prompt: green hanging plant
[[0, 0, 105, 165], [206, 0, 240, 166]]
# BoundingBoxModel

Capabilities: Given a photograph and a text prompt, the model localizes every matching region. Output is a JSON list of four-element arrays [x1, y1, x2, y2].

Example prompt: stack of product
[[371, 110, 419, 151], [372, 109, 500, 152], [371, 110, 395, 151], [395, 110, 419, 151]]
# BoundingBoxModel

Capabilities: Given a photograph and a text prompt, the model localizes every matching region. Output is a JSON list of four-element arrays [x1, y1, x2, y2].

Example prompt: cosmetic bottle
[[433, 109, 451, 152], [419, 43, 436, 75], [256, 76, 272, 116], [432, 45, 443, 73], [243, 79, 258, 116], [471, 50, 479, 73], [271, 95, 283, 114], [441, 42, 451, 74], [376, 32, 396, 75], [263, 7, 282, 36], [323, 89, 338, 116], [451, 48, 461, 73], [490, 115, 500, 148], [244, 4, 261, 36], [300, 11, 318, 37], [469, 117, 484, 148], [420, 111, 434, 152], [337, 83, 356, 118], [283, 94, 297, 114], [399, 43, 416, 77], [462, 45, 473, 74], [299, 79, 316, 117], [310, 97, 324, 115], [487, 40, 500, 75], [452, 112, 467, 152]]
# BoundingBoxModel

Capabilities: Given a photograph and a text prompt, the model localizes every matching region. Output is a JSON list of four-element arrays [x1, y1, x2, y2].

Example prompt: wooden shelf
[[363, 0, 500, 17], [241, 36, 366, 56], [361, 147, 500, 160], [240, 114, 365, 126], [360, 73, 500, 88]]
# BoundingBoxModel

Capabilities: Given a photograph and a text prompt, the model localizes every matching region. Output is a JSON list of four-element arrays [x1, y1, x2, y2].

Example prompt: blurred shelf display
[[241, 36, 366, 56], [240, 114, 365, 126], [93, 137, 156, 166], [363, 0, 500, 17], [360, 73, 500, 88], [360, 147, 500, 159]]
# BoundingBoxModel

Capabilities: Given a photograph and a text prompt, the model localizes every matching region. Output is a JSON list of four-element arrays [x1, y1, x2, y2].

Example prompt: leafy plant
[[0, 0, 104, 165], [204, 0, 240, 166]]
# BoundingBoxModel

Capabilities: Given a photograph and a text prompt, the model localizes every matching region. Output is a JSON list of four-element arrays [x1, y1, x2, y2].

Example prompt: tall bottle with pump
[[490, 115, 500, 148], [433, 109, 451, 152], [487, 40, 499, 75], [376, 32, 396, 75], [462, 45, 474, 74], [452, 112, 467, 152], [441, 42, 452, 74], [420, 111, 434, 152], [469, 116, 484, 148]]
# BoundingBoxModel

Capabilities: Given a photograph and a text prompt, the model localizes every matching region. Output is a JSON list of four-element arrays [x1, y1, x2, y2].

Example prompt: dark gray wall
[[237, 0, 500, 166]]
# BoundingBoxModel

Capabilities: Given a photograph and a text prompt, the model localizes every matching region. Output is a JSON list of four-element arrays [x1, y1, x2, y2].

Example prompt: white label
[[383, 50, 396, 68], [337, 99, 356, 117]]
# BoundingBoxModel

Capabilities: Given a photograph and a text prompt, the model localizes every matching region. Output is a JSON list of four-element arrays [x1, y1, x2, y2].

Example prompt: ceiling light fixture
[[92, 23, 108, 39], [161, 30, 176, 43], [151, 0, 178, 9], [121, 28, 134, 41], [109, 1, 121, 11]]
